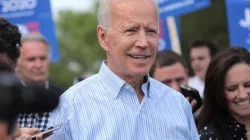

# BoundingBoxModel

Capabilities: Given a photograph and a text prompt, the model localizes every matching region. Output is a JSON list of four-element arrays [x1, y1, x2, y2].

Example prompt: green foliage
[[49, 8, 106, 88]]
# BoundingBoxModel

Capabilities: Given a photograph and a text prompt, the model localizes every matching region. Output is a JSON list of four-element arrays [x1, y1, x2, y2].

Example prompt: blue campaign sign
[[159, 14, 171, 51], [226, 0, 250, 51], [159, 14, 181, 54], [0, 0, 59, 62], [156, 0, 211, 16], [156, 0, 211, 54]]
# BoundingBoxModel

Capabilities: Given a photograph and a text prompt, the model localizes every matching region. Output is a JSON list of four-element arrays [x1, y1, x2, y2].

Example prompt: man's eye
[[125, 29, 136, 32], [176, 78, 185, 83], [27, 58, 35, 61], [198, 57, 205, 61], [40, 56, 47, 61], [162, 80, 171, 86], [146, 29, 157, 34]]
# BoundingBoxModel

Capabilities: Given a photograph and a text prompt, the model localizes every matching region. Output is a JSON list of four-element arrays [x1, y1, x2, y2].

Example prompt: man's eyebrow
[[146, 26, 158, 29], [176, 77, 185, 80], [123, 24, 139, 29], [144, 26, 159, 33], [161, 79, 172, 83]]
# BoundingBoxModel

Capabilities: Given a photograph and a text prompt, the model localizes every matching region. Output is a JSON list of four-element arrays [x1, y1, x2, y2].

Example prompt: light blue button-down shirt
[[47, 62, 199, 140]]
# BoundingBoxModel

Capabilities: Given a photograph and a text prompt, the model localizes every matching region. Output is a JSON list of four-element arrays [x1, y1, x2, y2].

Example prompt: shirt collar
[[98, 61, 151, 99], [21, 80, 49, 89]]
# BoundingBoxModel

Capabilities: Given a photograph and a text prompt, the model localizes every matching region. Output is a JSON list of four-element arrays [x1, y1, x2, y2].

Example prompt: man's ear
[[97, 25, 109, 52]]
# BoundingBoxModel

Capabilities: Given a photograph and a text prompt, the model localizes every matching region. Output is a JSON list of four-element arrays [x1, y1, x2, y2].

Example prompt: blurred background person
[[199, 47, 250, 139], [150, 50, 202, 115], [16, 33, 64, 131], [188, 40, 218, 98], [151, 50, 189, 92]]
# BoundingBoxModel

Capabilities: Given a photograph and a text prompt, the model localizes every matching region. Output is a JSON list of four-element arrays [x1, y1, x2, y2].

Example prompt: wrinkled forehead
[[110, 0, 158, 26], [111, 0, 157, 14]]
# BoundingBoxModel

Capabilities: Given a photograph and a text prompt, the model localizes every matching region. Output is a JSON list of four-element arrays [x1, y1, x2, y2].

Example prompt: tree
[[49, 7, 106, 88]]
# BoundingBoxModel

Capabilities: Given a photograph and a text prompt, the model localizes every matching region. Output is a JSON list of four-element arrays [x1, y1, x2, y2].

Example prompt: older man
[[16, 33, 64, 131], [48, 0, 199, 139]]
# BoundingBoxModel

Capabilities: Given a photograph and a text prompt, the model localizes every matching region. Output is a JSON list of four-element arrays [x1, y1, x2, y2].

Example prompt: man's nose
[[192, 59, 199, 65], [135, 30, 149, 48], [34, 60, 43, 68]]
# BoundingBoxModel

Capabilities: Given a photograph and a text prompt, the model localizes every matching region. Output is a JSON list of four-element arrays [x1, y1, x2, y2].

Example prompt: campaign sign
[[0, 0, 59, 62], [156, 0, 211, 16], [159, 14, 181, 54], [226, 0, 250, 51], [156, 0, 211, 54], [159, 14, 171, 51]]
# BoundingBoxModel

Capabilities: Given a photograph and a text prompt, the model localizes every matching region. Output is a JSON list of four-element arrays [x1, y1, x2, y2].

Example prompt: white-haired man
[[16, 33, 64, 132], [48, 0, 199, 139]]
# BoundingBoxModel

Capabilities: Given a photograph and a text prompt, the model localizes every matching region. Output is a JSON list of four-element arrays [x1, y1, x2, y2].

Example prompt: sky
[[51, 0, 95, 17]]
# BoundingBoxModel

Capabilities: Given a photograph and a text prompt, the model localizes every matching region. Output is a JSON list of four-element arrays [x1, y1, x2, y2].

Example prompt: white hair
[[17, 33, 51, 64], [21, 33, 51, 55], [97, 0, 159, 31], [98, 0, 112, 30]]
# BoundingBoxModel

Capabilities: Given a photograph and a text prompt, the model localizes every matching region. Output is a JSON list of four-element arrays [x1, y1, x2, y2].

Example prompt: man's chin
[[194, 72, 204, 79], [130, 71, 149, 79], [30, 78, 47, 84]]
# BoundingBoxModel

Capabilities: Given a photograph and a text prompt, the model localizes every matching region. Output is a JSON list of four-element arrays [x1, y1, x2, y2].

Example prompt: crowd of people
[[1, 0, 250, 140]]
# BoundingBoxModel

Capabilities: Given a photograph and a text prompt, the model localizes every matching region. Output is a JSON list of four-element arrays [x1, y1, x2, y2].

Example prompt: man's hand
[[0, 121, 9, 140], [20, 127, 40, 135], [13, 127, 46, 140]]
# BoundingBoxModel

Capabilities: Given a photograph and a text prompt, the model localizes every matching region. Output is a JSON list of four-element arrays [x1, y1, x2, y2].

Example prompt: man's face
[[153, 62, 188, 92], [17, 40, 49, 83], [190, 47, 211, 80], [98, 0, 159, 82]]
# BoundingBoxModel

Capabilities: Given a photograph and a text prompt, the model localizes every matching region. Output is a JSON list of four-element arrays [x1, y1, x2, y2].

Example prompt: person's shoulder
[[48, 83, 66, 94], [61, 74, 100, 99]]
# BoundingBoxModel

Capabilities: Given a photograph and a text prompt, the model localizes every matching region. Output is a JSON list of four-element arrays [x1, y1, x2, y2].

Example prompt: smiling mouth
[[236, 99, 250, 106], [128, 54, 150, 60]]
